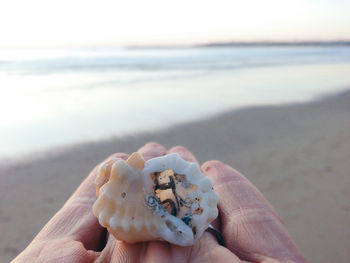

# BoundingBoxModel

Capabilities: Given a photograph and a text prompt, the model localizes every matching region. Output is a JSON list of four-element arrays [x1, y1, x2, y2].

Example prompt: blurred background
[[1, 0, 350, 262]]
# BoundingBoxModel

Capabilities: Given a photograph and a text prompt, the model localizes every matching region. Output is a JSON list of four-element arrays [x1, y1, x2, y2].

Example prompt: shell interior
[[147, 169, 202, 236]]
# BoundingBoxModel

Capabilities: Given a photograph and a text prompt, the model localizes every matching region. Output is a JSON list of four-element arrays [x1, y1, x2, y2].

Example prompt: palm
[[98, 235, 236, 263], [13, 143, 305, 263]]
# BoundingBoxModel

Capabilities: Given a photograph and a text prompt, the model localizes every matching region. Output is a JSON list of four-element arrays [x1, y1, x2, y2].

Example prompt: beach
[[1, 89, 350, 262], [2, 46, 350, 159]]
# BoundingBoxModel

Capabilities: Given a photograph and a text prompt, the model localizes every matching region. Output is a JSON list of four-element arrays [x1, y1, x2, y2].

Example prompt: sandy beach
[[1, 89, 350, 262]]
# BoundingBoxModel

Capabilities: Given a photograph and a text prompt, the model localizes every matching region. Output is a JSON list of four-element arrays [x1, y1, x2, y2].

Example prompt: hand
[[12, 142, 305, 263]]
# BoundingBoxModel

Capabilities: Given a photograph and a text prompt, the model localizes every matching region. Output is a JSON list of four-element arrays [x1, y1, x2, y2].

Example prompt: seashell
[[92, 152, 219, 246]]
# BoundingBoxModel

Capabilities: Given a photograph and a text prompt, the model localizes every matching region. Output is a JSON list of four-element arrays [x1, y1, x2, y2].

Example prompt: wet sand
[[1, 89, 350, 262]]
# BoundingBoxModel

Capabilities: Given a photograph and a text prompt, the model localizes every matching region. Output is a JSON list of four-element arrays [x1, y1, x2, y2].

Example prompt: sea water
[[1, 46, 350, 158]]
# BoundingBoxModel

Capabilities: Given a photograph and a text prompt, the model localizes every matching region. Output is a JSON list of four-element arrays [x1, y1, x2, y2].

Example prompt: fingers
[[193, 232, 242, 263], [96, 234, 120, 262], [138, 142, 167, 160], [168, 145, 198, 162], [34, 153, 129, 252], [201, 160, 306, 263]]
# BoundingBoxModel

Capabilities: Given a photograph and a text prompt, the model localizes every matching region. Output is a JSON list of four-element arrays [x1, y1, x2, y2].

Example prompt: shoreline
[[1, 89, 350, 262], [1, 86, 349, 168]]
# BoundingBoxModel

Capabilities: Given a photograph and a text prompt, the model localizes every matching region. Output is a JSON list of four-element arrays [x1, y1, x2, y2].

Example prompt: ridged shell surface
[[93, 152, 219, 246]]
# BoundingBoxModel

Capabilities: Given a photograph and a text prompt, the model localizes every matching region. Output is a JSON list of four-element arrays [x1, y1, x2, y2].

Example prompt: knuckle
[[202, 160, 224, 170], [170, 145, 187, 151], [107, 152, 129, 160], [144, 141, 162, 148]]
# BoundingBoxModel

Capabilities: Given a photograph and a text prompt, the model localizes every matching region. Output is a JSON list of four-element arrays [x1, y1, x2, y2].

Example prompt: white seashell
[[92, 152, 219, 246]]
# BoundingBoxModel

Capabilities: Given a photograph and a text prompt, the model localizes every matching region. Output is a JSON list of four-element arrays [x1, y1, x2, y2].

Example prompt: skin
[[12, 142, 306, 263]]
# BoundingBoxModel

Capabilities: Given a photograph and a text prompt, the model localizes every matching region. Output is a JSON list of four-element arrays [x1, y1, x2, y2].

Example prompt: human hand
[[13, 142, 305, 263]]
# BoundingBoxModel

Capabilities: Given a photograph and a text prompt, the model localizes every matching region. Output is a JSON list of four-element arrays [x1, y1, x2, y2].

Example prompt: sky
[[0, 0, 349, 47]]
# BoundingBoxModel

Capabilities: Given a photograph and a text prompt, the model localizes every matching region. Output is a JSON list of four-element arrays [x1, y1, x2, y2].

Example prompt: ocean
[[1, 45, 350, 159]]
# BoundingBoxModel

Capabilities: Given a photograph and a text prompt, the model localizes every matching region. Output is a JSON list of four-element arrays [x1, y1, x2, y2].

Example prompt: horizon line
[[1, 40, 350, 49], [126, 40, 350, 49]]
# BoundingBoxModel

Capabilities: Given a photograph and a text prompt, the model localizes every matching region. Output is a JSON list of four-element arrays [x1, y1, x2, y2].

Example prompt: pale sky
[[0, 0, 349, 47]]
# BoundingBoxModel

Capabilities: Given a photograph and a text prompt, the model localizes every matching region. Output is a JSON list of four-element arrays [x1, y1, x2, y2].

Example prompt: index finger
[[201, 160, 306, 263]]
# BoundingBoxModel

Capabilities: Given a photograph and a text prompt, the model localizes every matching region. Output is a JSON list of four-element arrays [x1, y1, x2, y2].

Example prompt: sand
[[1, 89, 350, 262]]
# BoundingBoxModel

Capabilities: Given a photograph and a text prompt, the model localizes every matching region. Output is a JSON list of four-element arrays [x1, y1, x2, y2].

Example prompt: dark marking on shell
[[181, 215, 192, 225], [162, 198, 177, 216]]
